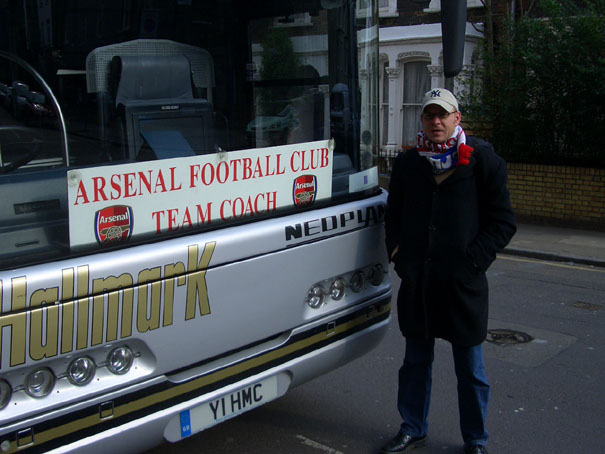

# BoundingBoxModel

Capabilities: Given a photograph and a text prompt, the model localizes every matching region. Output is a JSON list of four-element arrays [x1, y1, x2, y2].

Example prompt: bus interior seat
[[111, 55, 214, 160], [85, 39, 216, 160]]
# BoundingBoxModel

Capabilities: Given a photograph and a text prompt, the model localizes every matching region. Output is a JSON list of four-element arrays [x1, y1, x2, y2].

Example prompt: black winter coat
[[385, 137, 516, 346]]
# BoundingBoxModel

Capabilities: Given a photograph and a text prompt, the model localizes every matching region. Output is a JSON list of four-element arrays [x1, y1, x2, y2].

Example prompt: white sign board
[[67, 140, 333, 248]]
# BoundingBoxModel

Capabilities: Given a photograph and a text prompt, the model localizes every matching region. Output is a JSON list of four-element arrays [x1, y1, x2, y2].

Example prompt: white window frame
[[357, 0, 398, 18], [424, 0, 484, 12], [379, 0, 398, 18], [400, 59, 430, 148], [380, 61, 389, 146]]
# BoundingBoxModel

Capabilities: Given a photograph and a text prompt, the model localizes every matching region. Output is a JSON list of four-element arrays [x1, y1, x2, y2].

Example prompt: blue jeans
[[397, 337, 490, 446]]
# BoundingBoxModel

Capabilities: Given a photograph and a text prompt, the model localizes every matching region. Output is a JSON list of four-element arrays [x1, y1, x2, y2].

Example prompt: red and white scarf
[[417, 126, 474, 174]]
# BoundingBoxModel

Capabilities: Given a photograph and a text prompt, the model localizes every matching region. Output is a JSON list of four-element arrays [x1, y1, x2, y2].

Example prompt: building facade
[[377, 0, 486, 157]]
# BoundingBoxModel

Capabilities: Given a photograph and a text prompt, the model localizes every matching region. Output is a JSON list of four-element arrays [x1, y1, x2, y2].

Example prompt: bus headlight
[[68, 357, 96, 386], [25, 368, 55, 398], [368, 264, 384, 286], [349, 271, 365, 293], [329, 278, 347, 300], [0, 380, 12, 409], [107, 346, 134, 375], [306, 285, 326, 309]]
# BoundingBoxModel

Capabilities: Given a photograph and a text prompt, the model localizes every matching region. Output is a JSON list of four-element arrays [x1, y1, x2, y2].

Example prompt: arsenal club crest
[[293, 175, 317, 207], [95, 205, 133, 245]]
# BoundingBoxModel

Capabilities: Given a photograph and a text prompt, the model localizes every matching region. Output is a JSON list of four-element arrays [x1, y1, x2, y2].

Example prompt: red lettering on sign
[[189, 164, 201, 189], [217, 161, 229, 184], [290, 149, 327, 172], [267, 191, 277, 211], [169, 167, 182, 191], [290, 151, 300, 172], [321, 148, 329, 168], [123, 172, 136, 198], [167, 208, 179, 230], [219, 192, 278, 222], [276, 154, 286, 175], [253, 159, 263, 179], [74, 180, 90, 205], [92, 177, 108, 202], [154, 171, 167, 194], [201, 163, 215, 186], [138, 171, 152, 195], [230, 159, 241, 182], [151, 202, 213, 233], [151, 210, 164, 233], [243, 158, 252, 180], [265, 156, 275, 176]]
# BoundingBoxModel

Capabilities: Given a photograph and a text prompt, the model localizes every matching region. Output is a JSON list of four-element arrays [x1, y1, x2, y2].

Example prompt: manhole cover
[[486, 329, 533, 345]]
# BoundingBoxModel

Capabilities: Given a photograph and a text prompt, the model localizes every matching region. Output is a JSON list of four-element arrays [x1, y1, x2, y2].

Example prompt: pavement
[[504, 223, 605, 267]]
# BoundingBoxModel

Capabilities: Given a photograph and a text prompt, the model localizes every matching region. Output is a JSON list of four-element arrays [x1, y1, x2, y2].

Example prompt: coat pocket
[[450, 252, 480, 285]]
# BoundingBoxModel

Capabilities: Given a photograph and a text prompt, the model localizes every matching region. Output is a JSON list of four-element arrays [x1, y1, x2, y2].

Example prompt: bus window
[[0, 0, 381, 270]]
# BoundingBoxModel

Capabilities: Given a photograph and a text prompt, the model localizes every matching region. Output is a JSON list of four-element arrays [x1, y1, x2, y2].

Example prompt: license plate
[[179, 375, 278, 438]]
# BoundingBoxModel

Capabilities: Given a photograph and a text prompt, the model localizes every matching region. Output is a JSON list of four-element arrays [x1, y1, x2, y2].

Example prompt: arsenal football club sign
[[67, 140, 333, 248]]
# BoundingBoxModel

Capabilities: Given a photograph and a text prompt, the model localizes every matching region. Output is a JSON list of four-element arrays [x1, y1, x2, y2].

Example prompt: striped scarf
[[417, 126, 473, 174]]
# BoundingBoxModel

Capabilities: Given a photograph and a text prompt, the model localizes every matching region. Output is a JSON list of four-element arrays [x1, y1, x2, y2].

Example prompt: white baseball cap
[[421, 88, 459, 112]]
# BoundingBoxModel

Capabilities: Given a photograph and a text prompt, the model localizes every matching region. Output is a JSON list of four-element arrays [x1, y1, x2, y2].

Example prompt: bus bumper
[[8, 294, 390, 454]]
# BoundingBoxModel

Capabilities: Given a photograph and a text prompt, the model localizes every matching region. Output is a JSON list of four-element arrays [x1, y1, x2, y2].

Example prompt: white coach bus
[[0, 1, 391, 452]]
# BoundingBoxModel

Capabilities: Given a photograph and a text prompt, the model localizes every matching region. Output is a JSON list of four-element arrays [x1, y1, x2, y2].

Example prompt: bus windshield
[[0, 0, 380, 270]]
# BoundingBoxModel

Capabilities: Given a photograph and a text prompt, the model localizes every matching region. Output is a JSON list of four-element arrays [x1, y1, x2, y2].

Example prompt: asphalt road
[[147, 255, 605, 454]]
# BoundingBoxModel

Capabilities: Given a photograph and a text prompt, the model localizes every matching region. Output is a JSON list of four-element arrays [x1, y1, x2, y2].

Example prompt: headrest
[[111, 55, 194, 107]]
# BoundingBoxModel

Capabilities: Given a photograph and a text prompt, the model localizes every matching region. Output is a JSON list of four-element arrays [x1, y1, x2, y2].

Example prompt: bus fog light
[[68, 357, 96, 386], [306, 285, 326, 309], [349, 271, 365, 292], [25, 368, 55, 398], [329, 278, 346, 300], [368, 264, 384, 286], [0, 380, 11, 409], [107, 346, 134, 375]]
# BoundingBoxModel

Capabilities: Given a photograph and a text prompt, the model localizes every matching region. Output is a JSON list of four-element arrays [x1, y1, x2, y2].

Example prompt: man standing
[[382, 89, 516, 454]]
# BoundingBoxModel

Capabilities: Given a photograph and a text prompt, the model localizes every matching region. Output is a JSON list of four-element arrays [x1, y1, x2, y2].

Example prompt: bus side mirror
[[441, 0, 467, 78]]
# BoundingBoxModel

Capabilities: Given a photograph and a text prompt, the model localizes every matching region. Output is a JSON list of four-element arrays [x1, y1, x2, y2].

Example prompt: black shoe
[[464, 444, 488, 454], [380, 433, 426, 453]]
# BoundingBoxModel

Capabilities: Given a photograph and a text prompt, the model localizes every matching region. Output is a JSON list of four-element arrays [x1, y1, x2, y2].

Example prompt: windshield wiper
[[0, 151, 37, 174]]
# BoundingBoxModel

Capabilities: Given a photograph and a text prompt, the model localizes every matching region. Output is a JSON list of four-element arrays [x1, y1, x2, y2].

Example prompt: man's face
[[420, 104, 461, 144]]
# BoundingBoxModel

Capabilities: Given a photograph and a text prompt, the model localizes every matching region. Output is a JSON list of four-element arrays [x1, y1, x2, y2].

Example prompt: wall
[[379, 161, 605, 231], [507, 164, 605, 231]]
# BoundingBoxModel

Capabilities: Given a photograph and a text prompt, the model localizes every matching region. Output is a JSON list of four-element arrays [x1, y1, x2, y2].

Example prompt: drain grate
[[486, 329, 533, 345]]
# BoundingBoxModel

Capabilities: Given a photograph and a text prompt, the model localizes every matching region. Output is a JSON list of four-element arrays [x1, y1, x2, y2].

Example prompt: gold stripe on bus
[[5, 303, 390, 453]]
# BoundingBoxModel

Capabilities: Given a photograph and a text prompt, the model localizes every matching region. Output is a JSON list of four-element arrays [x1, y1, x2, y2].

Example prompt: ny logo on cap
[[430, 89, 441, 98]]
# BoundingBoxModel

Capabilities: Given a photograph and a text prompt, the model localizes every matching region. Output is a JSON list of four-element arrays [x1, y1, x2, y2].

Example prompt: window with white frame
[[401, 61, 430, 147], [381, 62, 389, 146], [357, 0, 398, 18], [425, 0, 484, 12], [379, 0, 398, 17]]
